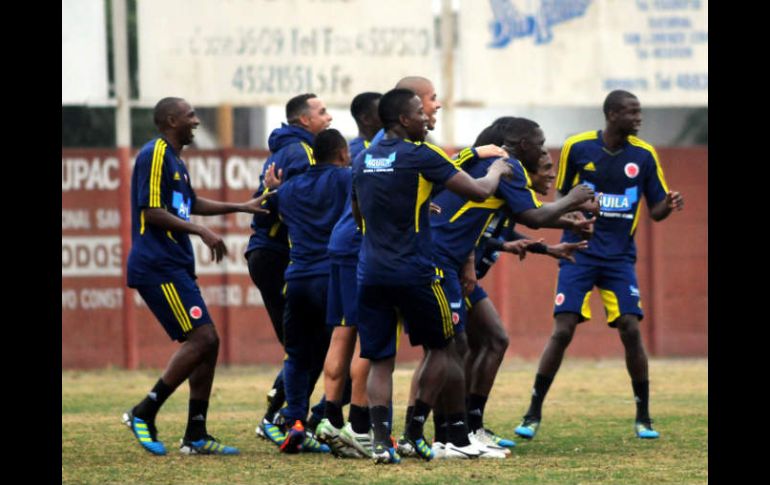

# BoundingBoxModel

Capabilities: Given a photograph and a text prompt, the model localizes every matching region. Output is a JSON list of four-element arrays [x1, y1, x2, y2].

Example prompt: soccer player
[[514, 90, 684, 441], [253, 128, 351, 453], [461, 144, 593, 449], [122, 97, 273, 456], [245, 94, 332, 445], [315, 92, 383, 457], [428, 118, 596, 458], [352, 88, 513, 463]]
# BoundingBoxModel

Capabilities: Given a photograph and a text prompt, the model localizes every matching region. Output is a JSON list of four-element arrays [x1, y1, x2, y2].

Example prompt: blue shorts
[[357, 279, 454, 360], [439, 267, 467, 334], [465, 284, 488, 310], [553, 261, 644, 327], [326, 263, 358, 327], [135, 274, 213, 341]]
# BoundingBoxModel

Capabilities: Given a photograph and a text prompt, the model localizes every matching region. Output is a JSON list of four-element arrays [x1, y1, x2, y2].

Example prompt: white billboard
[[458, 0, 708, 107], [137, 0, 438, 106], [62, 0, 109, 105]]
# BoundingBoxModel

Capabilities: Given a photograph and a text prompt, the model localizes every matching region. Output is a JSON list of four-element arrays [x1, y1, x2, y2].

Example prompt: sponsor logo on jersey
[[363, 152, 396, 172], [172, 191, 192, 220]]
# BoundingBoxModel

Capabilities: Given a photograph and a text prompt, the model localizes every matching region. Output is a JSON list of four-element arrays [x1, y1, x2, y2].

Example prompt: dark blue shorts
[[439, 267, 467, 334], [357, 279, 454, 360], [326, 263, 358, 327], [554, 261, 644, 327], [135, 274, 212, 342], [464, 284, 489, 311]]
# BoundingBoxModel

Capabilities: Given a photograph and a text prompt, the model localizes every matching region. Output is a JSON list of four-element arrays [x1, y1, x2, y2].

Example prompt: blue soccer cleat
[[514, 415, 541, 440], [404, 435, 434, 461], [635, 420, 660, 439], [122, 410, 167, 456], [257, 418, 287, 447], [179, 435, 240, 455], [372, 442, 401, 464], [301, 429, 331, 453]]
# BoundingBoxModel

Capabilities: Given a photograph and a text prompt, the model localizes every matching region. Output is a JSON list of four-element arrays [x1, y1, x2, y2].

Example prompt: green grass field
[[62, 358, 707, 484]]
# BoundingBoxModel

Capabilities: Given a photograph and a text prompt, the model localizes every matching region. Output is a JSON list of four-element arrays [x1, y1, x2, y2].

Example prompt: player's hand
[[199, 227, 228, 263], [565, 183, 595, 207], [429, 202, 442, 215], [475, 144, 508, 160], [577, 193, 601, 216], [546, 240, 588, 263], [502, 238, 543, 261], [264, 163, 283, 189], [569, 212, 595, 239], [666, 191, 684, 211], [489, 158, 513, 179], [241, 190, 276, 214], [460, 266, 477, 297]]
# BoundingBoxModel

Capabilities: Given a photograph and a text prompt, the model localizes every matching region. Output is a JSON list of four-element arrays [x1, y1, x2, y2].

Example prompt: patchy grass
[[62, 358, 707, 484]]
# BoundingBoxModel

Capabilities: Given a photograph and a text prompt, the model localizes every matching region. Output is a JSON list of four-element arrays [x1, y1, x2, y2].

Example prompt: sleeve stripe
[[300, 142, 316, 166], [556, 131, 597, 191], [149, 139, 167, 207], [424, 142, 456, 164], [628, 136, 670, 193], [455, 147, 476, 167]]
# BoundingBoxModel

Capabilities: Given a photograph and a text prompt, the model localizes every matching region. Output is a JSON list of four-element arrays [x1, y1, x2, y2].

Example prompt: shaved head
[[395, 76, 441, 130], [153, 97, 185, 129], [395, 76, 433, 97]]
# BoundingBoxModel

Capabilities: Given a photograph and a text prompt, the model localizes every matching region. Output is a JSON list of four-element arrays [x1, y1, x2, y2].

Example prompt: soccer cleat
[[257, 418, 287, 447], [316, 419, 361, 457], [300, 429, 331, 453], [179, 435, 240, 455], [442, 441, 481, 459], [514, 415, 541, 439], [122, 410, 167, 456], [280, 420, 306, 454], [396, 435, 416, 457], [635, 419, 660, 439], [468, 433, 507, 459], [371, 442, 401, 464], [339, 422, 373, 457], [481, 428, 516, 448], [404, 435, 434, 461], [431, 441, 446, 459], [470, 429, 512, 455]]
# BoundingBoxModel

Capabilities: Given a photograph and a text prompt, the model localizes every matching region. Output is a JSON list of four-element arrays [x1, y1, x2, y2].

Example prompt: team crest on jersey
[[190, 306, 203, 319], [555, 293, 565, 306], [452, 312, 460, 325], [624, 163, 640, 178]]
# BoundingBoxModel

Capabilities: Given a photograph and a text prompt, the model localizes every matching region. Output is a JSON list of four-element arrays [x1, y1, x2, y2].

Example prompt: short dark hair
[[313, 129, 347, 165], [286, 93, 317, 124], [603, 90, 637, 118], [153, 97, 185, 128], [378, 88, 417, 130], [350, 92, 382, 124], [474, 116, 517, 146], [502, 117, 540, 145]]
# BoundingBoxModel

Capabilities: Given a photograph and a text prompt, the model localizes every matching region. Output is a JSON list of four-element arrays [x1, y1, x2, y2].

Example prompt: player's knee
[[617, 317, 642, 345], [454, 333, 469, 359], [488, 330, 509, 356], [551, 327, 574, 347]]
